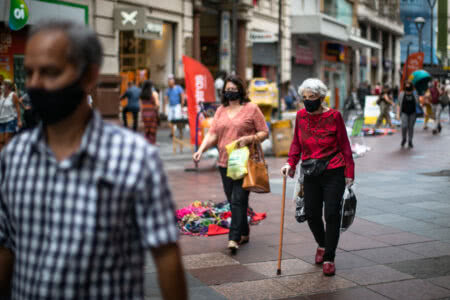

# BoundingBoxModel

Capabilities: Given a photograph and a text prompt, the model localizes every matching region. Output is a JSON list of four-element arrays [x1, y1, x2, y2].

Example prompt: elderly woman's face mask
[[303, 91, 322, 113]]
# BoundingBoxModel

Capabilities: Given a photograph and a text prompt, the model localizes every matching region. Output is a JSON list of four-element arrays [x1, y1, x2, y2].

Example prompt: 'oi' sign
[[9, 0, 29, 31]]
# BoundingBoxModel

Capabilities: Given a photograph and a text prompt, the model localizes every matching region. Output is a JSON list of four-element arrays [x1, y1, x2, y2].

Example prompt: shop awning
[[291, 14, 348, 42], [347, 35, 381, 50]]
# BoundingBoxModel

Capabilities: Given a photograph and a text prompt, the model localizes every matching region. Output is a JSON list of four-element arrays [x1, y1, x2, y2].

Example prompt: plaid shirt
[[0, 111, 178, 299]]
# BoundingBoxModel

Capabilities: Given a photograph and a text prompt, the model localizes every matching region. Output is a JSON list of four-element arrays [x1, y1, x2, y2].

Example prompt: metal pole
[[277, 0, 283, 120], [231, 0, 238, 74], [418, 28, 423, 53], [427, 0, 437, 66]]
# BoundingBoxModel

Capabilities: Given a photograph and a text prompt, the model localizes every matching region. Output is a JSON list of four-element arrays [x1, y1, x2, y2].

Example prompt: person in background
[[281, 78, 354, 276], [357, 81, 370, 112], [284, 80, 299, 111], [422, 84, 434, 130], [165, 74, 185, 134], [375, 85, 395, 129], [0, 80, 22, 150], [445, 79, 450, 121], [215, 70, 227, 102], [19, 91, 39, 130], [140, 80, 159, 144], [193, 75, 269, 252], [397, 81, 419, 148], [343, 86, 361, 123], [373, 82, 382, 95], [120, 80, 141, 131], [0, 20, 187, 300], [0, 75, 4, 93], [430, 79, 443, 135]]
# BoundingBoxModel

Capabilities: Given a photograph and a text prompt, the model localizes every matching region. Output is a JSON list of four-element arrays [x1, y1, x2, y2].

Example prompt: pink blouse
[[209, 102, 268, 167]]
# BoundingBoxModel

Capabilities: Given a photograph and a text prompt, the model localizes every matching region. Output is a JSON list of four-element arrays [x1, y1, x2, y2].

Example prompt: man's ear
[[82, 65, 100, 94]]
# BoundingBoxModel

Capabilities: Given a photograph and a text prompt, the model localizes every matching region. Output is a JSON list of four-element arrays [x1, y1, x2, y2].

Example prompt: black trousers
[[122, 108, 138, 131], [219, 167, 250, 242], [304, 167, 346, 262]]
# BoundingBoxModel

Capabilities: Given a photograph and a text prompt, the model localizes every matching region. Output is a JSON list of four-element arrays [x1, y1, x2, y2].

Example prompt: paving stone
[[388, 256, 450, 279], [367, 279, 450, 300], [245, 259, 318, 278], [386, 220, 441, 234], [187, 286, 229, 300], [428, 217, 450, 227], [281, 242, 325, 258], [212, 279, 297, 300], [414, 228, 450, 241], [183, 252, 239, 270], [274, 272, 356, 295], [338, 232, 390, 251], [428, 276, 450, 290], [306, 287, 390, 300], [338, 265, 413, 285], [351, 246, 424, 264], [373, 232, 434, 246], [363, 213, 414, 224], [299, 251, 377, 270], [409, 201, 450, 210], [400, 241, 450, 258], [223, 244, 295, 264], [347, 218, 402, 236], [189, 264, 266, 285]]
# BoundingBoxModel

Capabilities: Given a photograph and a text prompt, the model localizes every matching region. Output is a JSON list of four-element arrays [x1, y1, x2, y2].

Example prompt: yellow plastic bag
[[225, 141, 250, 180]]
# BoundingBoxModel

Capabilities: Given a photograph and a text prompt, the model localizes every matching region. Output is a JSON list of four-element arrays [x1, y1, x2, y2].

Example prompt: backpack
[[439, 94, 449, 107]]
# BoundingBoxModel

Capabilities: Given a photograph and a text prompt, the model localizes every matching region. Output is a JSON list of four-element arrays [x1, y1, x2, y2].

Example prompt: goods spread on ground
[[176, 201, 266, 236]]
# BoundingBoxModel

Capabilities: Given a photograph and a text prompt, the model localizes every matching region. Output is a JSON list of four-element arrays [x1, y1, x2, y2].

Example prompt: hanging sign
[[9, 0, 29, 31], [135, 18, 163, 40]]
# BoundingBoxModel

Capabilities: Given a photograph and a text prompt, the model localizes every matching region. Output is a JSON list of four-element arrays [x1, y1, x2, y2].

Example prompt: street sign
[[114, 7, 146, 31], [248, 31, 277, 43]]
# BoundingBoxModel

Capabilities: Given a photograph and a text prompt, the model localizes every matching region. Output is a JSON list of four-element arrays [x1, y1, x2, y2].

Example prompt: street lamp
[[414, 17, 425, 53], [427, 0, 437, 66], [406, 41, 413, 58]]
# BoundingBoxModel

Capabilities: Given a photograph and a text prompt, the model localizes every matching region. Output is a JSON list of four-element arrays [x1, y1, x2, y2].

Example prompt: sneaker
[[315, 247, 325, 265], [239, 235, 250, 245], [401, 140, 406, 148], [228, 240, 239, 253], [323, 261, 335, 276]]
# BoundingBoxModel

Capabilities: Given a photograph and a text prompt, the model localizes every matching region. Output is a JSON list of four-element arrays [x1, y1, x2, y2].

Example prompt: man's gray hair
[[29, 20, 103, 74], [298, 78, 328, 99]]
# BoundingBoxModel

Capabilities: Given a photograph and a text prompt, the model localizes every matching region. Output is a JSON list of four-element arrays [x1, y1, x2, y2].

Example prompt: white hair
[[298, 78, 328, 99]]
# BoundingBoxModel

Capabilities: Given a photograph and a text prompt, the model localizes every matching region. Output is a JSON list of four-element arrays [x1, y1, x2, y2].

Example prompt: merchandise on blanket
[[362, 127, 396, 136], [340, 187, 357, 232], [176, 200, 266, 236]]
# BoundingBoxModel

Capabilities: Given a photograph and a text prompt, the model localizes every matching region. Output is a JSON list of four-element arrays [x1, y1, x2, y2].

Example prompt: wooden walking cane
[[276, 175, 287, 275]]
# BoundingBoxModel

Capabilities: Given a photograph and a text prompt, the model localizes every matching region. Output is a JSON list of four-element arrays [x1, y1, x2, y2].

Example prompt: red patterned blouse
[[287, 108, 355, 179]]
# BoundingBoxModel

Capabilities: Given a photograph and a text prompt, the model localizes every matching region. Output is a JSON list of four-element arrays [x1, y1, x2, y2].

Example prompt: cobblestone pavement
[[144, 119, 450, 300]]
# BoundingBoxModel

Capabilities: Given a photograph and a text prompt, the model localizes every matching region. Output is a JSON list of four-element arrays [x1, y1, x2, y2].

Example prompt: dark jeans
[[304, 167, 346, 262], [123, 108, 138, 131], [401, 112, 416, 143], [219, 167, 250, 242]]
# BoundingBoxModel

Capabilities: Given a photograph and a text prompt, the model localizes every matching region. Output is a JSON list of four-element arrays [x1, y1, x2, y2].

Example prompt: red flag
[[401, 52, 424, 90], [182, 56, 216, 145]]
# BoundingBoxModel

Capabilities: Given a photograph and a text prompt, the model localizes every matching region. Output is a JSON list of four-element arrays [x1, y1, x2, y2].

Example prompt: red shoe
[[323, 262, 335, 276], [315, 247, 325, 265]]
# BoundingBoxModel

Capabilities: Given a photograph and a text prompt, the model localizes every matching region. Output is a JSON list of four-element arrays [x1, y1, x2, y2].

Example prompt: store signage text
[[135, 19, 163, 40], [114, 7, 146, 31], [9, 0, 29, 31], [249, 31, 277, 43]]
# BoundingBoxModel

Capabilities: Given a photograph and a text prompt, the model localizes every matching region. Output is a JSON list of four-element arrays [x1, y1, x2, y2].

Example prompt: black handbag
[[340, 187, 357, 232], [301, 152, 338, 176]]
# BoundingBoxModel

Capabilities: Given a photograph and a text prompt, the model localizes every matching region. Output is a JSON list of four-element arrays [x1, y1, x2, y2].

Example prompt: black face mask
[[224, 91, 241, 102], [405, 86, 413, 92], [28, 77, 85, 125], [304, 99, 322, 113]]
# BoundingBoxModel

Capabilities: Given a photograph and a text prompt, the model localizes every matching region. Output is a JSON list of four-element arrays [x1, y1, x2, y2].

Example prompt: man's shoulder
[[1, 128, 37, 159]]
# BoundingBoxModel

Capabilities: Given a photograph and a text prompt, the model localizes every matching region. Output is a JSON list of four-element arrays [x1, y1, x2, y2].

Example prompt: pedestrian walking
[[357, 81, 370, 111], [430, 80, 443, 135], [375, 85, 394, 129], [165, 74, 185, 135], [0, 79, 22, 150], [280, 78, 354, 276], [343, 86, 361, 123], [445, 80, 450, 121], [0, 20, 187, 300], [284, 80, 299, 111], [193, 75, 269, 252], [422, 86, 434, 130], [120, 81, 141, 131], [140, 80, 159, 144], [397, 81, 419, 148]]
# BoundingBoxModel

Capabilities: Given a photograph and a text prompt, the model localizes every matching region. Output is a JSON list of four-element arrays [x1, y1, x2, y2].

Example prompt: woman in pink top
[[193, 76, 268, 252]]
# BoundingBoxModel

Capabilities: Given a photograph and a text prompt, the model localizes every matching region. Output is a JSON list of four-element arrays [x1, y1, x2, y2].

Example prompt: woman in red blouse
[[281, 78, 354, 276], [193, 76, 269, 252]]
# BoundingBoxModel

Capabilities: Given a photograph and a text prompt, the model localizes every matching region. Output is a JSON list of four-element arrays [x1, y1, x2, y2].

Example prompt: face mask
[[224, 91, 241, 102], [405, 86, 413, 92], [304, 99, 322, 113], [28, 77, 85, 125]]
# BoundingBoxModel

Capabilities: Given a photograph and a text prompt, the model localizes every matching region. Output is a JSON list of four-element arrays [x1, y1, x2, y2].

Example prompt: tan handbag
[[242, 141, 270, 193]]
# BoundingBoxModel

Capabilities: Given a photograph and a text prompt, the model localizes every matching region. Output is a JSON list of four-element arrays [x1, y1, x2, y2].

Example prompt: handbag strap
[[249, 140, 265, 163]]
